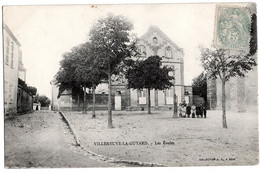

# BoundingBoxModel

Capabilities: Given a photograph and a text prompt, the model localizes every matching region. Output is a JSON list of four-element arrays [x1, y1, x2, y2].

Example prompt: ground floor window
[[9, 83, 13, 104], [166, 88, 173, 104], [139, 89, 146, 104], [4, 81, 8, 105]]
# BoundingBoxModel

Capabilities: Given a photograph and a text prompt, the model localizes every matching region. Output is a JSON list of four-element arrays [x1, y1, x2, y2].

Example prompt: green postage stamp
[[215, 5, 251, 49]]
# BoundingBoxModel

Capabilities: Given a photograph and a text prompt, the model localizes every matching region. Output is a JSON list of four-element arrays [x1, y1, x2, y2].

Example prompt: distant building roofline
[[3, 24, 21, 47]]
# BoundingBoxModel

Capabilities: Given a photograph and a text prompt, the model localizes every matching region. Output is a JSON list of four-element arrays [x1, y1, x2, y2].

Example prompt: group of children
[[178, 103, 207, 118]]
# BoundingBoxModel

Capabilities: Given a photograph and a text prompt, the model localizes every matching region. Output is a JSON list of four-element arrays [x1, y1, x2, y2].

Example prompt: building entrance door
[[185, 96, 189, 104], [115, 95, 121, 110]]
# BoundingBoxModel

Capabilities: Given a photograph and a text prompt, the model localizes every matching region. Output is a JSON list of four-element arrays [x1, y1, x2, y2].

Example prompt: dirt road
[[4, 111, 129, 168]]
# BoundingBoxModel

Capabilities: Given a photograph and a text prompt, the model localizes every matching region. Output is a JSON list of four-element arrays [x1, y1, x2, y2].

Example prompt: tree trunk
[[92, 82, 96, 118], [108, 62, 113, 128], [147, 88, 151, 114], [77, 93, 80, 112], [221, 79, 228, 128], [83, 83, 87, 113], [173, 86, 178, 118]]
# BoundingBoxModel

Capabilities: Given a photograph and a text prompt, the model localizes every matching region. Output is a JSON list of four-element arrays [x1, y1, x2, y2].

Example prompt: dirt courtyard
[[64, 110, 259, 167], [4, 110, 258, 168]]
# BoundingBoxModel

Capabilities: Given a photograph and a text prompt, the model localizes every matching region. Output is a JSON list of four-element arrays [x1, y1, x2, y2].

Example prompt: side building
[[3, 24, 21, 116], [3, 24, 33, 116], [207, 54, 257, 112]]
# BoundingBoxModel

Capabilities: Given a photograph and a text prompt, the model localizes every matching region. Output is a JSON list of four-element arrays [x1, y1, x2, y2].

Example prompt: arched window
[[165, 46, 172, 58], [138, 45, 146, 57], [153, 37, 158, 44]]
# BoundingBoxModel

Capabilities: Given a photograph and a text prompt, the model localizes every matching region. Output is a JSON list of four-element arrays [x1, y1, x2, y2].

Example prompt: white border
[[0, 1, 259, 173]]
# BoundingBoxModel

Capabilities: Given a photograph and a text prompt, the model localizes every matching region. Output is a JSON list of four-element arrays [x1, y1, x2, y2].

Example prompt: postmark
[[214, 5, 251, 49]]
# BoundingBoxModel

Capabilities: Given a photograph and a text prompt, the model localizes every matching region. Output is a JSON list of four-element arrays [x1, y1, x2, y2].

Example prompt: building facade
[[52, 25, 189, 111], [111, 25, 185, 111], [3, 24, 21, 115], [184, 86, 193, 105]]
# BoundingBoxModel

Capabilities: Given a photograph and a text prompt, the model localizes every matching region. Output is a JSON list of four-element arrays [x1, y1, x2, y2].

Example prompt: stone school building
[[51, 25, 192, 111]]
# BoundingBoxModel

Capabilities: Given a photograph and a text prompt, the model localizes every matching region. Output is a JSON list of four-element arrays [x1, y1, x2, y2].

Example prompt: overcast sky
[[3, 3, 238, 98]]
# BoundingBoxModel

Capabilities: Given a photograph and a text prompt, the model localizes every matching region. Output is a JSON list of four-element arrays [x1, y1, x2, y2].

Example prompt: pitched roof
[[140, 25, 182, 52], [3, 24, 21, 47]]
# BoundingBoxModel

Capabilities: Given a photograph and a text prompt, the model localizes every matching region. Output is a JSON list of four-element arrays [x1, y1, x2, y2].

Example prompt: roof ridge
[[140, 25, 182, 51]]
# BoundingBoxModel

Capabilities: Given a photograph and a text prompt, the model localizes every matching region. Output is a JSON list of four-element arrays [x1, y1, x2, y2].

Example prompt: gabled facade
[[112, 25, 185, 111]]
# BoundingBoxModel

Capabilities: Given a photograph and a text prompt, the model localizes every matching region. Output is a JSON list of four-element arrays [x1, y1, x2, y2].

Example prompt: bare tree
[[201, 48, 256, 128]]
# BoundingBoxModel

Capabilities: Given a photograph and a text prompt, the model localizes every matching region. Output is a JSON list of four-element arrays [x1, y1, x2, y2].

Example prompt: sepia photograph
[[1, 1, 258, 169]]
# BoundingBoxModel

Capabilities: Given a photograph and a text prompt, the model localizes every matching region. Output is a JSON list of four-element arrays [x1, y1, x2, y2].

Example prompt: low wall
[[17, 85, 33, 113], [71, 93, 113, 111]]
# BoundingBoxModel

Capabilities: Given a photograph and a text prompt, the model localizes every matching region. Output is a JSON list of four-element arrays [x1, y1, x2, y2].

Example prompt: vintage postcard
[[2, 2, 258, 168]]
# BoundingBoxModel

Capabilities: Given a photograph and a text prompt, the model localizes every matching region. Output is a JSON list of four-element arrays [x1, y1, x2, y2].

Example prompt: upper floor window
[[138, 45, 146, 57], [165, 46, 172, 58], [5, 37, 10, 65], [11, 42, 14, 68], [139, 89, 146, 98], [166, 89, 173, 98], [138, 89, 146, 104]]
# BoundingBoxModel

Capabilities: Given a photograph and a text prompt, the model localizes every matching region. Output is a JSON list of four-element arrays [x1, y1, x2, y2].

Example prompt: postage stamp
[[214, 5, 251, 50]]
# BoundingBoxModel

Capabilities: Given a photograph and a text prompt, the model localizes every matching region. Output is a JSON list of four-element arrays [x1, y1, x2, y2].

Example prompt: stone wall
[[207, 78, 217, 110], [69, 93, 117, 111], [17, 85, 33, 113], [207, 66, 257, 112]]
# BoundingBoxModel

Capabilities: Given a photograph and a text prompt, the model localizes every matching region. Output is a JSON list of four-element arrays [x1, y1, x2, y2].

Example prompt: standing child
[[182, 105, 186, 118], [200, 104, 204, 118], [203, 105, 207, 118], [178, 103, 183, 117], [196, 105, 201, 118], [191, 104, 196, 118], [186, 104, 191, 118]]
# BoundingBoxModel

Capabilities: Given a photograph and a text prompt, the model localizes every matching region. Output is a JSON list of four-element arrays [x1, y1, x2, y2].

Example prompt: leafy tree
[[192, 72, 207, 105], [89, 14, 136, 128], [56, 68, 83, 111], [74, 42, 107, 117], [18, 78, 37, 95], [27, 86, 37, 96], [56, 42, 105, 115], [125, 56, 174, 114], [71, 43, 94, 113], [201, 11, 257, 128], [201, 48, 256, 128], [34, 94, 51, 107], [55, 49, 84, 111]]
